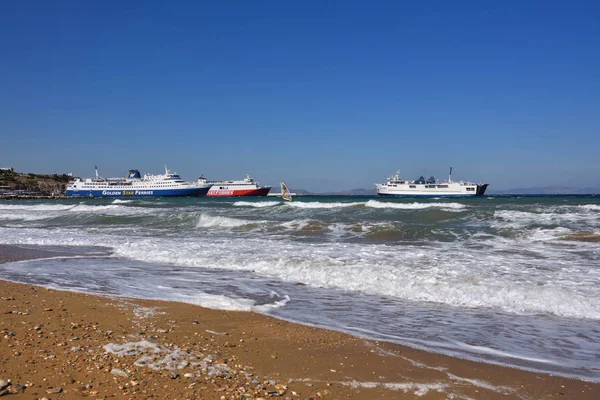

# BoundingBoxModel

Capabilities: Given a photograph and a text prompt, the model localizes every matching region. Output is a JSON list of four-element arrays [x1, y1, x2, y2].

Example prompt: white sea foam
[[327, 223, 358, 237], [287, 201, 363, 209], [104, 340, 202, 370], [184, 292, 257, 311], [112, 199, 133, 204], [0, 204, 76, 211], [104, 340, 161, 357], [277, 219, 371, 237], [142, 287, 290, 312], [195, 214, 258, 229], [493, 209, 600, 228], [527, 227, 573, 242], [233, 201, 281, 208], [365, 200, 466, 210], [69, 204, 139, 213], [445, 373, 514, 394], [340, 380, 448, 396], [0, 212, 50, 221], [384, 383, 448, 396], [3, 222, 599, 319], [253, 295, 291, 312], [279, 219, 319, 232], [455, 342, 556, 364], [0, 203, 155, 220], [578, 204, 600, 211], [114, 237, 600, 319], [325, 222, 378, 237], [105, 339, 231, 376], [133, 306, 162, 319]]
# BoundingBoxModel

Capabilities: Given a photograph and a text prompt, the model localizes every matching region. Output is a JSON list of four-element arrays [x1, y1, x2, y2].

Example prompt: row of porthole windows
[[389, 184, 450, 189], [81, 184, 181, 188]]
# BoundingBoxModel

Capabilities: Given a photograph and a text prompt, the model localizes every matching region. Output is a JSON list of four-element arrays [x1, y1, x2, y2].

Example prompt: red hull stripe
[[207, 188, 271, 197]]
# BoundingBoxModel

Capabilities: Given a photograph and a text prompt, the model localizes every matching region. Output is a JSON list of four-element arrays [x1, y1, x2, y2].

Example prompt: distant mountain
[[489, 186, 600, 195], [319, 188, 377, 196], [292, 188, 313, 195]]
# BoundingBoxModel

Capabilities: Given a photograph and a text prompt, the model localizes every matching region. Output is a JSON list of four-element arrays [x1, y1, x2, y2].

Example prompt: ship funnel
[[449, 167, 453, 183], [127, 169, 141, 179]]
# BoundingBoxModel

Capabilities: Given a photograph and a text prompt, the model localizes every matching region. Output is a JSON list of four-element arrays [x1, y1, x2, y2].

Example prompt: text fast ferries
[[198, 174, 271, 197], [66, 166, 212, 197]]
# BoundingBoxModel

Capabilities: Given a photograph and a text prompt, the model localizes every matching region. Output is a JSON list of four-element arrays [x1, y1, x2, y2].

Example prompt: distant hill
[[489, 186, 600, 195], [292, 189, 314, 195], [320, 188, 377, 196], [0, 169, 72, 195], [280, 188, 376, 196]]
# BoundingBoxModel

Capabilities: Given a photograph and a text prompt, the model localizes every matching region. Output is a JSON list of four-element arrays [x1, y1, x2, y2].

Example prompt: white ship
[[66, 166, 212, 197], [197, 174, 271, 197], [375, 168, 488, 197]]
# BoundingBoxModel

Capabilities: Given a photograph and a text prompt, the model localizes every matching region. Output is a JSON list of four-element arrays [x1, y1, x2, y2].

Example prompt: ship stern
[[476, 184, 489, 196]]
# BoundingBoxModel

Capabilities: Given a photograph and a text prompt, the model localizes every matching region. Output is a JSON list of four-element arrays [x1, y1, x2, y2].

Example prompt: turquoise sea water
[[0, 195, 599, 380]]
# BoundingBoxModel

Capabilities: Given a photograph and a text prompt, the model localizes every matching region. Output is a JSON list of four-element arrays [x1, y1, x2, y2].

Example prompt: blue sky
[[1, 1, 599, 192]]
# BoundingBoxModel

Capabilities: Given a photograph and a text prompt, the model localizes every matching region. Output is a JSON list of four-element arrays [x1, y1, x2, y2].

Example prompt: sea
[[1, 195, 599, 381]]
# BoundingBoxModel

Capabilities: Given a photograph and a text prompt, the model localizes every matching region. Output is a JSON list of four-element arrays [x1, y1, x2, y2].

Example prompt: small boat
[[280, 182, 292, 201]]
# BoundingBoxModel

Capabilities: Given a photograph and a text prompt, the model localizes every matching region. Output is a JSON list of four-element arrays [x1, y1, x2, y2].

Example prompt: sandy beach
[[0, 245, 597, 399]]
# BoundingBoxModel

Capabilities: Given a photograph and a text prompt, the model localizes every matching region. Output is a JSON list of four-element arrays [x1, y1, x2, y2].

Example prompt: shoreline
[[1, 245, 598, 399]]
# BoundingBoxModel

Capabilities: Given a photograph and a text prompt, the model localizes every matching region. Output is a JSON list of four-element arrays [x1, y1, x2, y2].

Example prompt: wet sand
[[0, 245, 598, 399]]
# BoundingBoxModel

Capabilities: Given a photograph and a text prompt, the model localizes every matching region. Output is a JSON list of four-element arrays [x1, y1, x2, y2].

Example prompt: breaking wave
[[365, 200, 466, 210], [287, 201, 363, 209], [112, 199, 133, 204], [0, 203, 76, 211], [195, 214, 260, 228], [233, 201, 281, 208], [578, 204, 600, 211]]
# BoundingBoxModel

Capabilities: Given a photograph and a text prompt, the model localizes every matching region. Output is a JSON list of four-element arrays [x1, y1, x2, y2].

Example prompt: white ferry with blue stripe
[[375, 168, 488, 197], [65, 166, 212, 197]]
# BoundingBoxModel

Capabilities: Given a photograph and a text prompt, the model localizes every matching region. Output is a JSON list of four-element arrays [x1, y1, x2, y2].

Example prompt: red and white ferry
[[198, 174, 271, 197]]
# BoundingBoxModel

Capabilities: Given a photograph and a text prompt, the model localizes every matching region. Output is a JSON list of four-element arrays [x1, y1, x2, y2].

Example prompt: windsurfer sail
[[280, 182, 292, 201]]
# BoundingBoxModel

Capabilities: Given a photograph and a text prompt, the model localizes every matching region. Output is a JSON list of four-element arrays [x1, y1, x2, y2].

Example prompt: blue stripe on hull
[[66, 187, 210, 197]]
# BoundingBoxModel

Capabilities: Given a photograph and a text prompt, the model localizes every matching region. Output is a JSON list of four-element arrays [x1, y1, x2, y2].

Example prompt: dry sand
[[0, 245, 598, 399]]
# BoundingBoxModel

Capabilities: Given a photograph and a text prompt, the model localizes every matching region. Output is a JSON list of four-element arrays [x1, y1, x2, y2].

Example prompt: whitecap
[[233, 201, 281, 208], [578, 204, 600, 211], [195, 214, 259, 228], [287, 201, 363, 209], [365, 200, 466, 210], [0, 204, 75, 211], [112, 199, 133, 204]]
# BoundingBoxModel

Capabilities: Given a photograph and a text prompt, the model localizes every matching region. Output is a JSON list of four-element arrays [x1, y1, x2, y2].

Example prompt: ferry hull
[[377, 184, 489, 197], [207, 187, 271, 197], [66, 186, 211, 198], [378, 193, 477, 197]]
